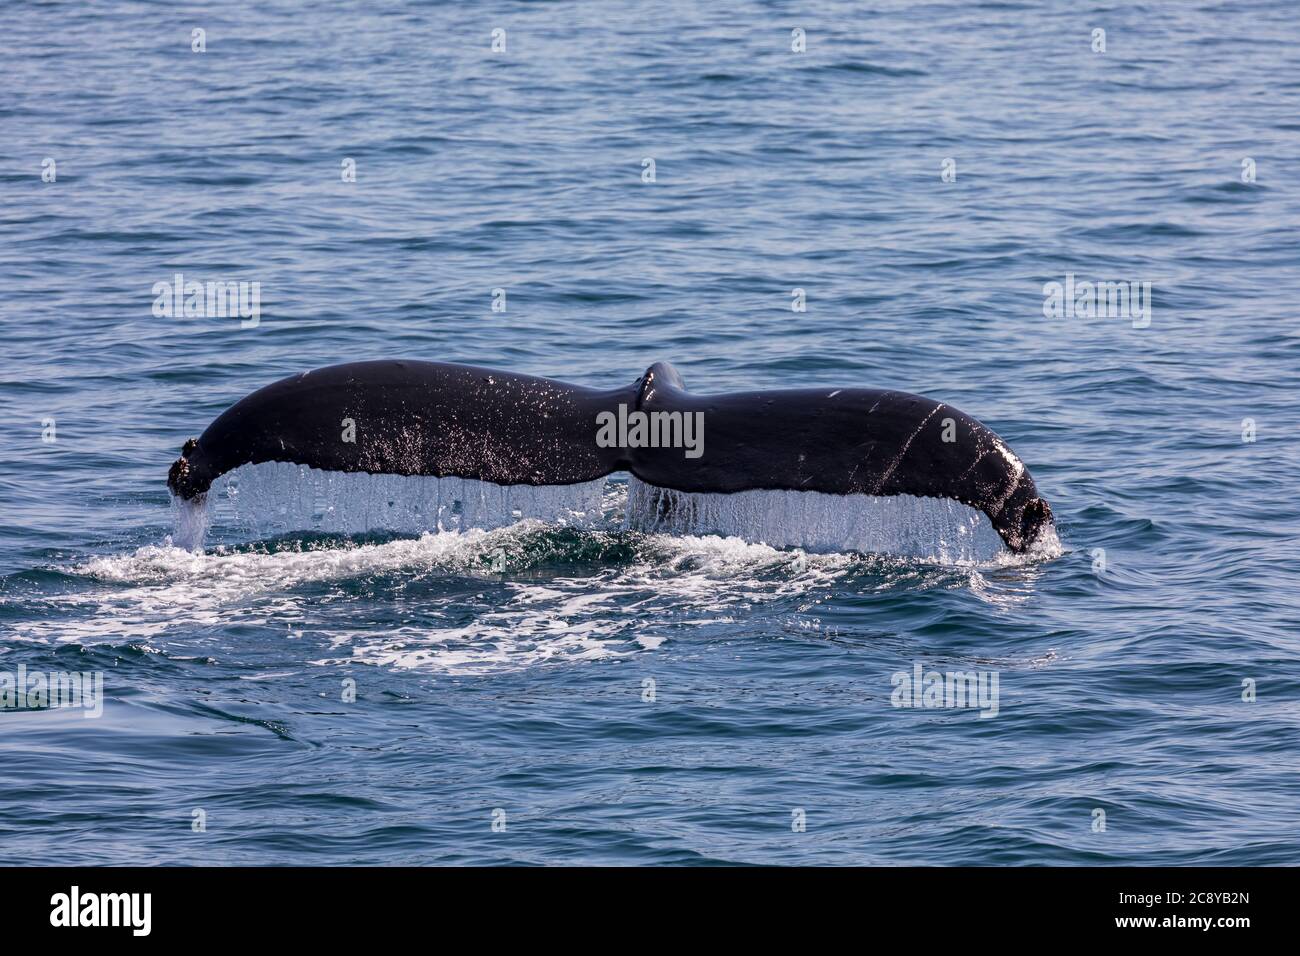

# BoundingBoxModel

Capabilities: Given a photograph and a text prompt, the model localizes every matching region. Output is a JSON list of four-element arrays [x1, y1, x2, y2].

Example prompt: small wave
[[816, 61, 927, 78]]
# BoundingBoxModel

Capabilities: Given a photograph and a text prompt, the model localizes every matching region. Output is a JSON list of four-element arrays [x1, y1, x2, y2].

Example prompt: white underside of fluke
[[170, 461, 1009, 563]]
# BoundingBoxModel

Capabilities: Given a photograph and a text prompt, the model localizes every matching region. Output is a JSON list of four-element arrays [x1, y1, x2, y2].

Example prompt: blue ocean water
[[2, 0, 1299, 865]]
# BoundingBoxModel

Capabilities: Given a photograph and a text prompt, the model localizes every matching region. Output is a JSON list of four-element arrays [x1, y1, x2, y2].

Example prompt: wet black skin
[[168, 360, 1053, 552]]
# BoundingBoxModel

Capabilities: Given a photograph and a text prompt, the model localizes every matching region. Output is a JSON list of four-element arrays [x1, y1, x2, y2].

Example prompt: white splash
[[167, 462, 1048, 566], [624, 477, 1009, 564], [170, 493, 210, 551], [178, 461, 607, 548]]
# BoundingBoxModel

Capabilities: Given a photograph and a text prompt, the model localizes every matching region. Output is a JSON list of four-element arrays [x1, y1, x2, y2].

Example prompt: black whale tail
[[167, 360, 1055, 554]]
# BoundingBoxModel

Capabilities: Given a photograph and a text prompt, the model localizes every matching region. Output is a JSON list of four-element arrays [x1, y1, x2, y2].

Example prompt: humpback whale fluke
[[167, 360, 1054, 553]]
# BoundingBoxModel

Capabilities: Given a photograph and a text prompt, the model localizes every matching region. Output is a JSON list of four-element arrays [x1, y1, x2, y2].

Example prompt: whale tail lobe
[[167, 360, 1054, 555]]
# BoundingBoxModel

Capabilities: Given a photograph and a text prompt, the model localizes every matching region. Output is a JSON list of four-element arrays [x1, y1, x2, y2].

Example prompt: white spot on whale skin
[[991, 438, 1025, 477], [828, 390, 841, 397]]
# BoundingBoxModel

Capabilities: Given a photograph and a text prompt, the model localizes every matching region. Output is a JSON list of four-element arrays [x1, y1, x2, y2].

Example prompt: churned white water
[[44, 502, 1054, 671], [29, 468, 1061, 669]]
